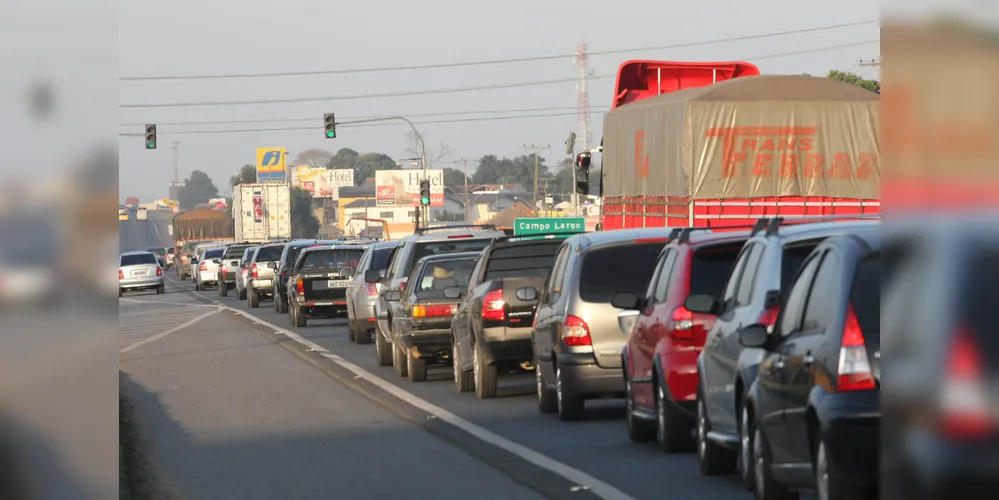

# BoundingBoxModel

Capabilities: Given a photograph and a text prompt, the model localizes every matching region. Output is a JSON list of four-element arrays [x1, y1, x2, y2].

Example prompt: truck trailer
[[232, 183, 292, 242]]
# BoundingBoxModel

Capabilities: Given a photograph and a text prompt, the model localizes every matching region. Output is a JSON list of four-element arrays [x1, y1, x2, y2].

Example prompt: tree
[[325, 148, 400, 186], [177, 170, 219, 209], [442, 167, 466, 187], [293, 148, 334, 169], [826, 70, 879, 93], [472, 154, 551, 192], [406, 130, 449, 169], [230, 164, 256, 187], [289, 186, 320, 238]]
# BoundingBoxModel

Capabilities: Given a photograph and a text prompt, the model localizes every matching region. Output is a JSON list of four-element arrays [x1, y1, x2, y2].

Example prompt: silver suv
[[346, 240, 398, 344], [245, 242, 286, 308]]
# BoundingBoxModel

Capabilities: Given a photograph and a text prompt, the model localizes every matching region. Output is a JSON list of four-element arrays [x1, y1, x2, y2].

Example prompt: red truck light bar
[[447, 234, 474, 239]]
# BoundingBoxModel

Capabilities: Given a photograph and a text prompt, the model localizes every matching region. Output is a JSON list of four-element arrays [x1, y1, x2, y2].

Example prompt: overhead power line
[[119, 40, 878, 109], [119, 20, 879, 81]]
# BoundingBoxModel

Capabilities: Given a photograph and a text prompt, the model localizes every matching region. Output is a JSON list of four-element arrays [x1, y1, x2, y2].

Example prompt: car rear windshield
[[414, 239, 491, 262], [484, 241, 562, 281], [283, 245, 311, 267], [242, 248, 257, 261], [372, 247, 394, 270], [300, 249, 363, 271], [689, 243, 745, 296], [167, 247, 174, 253], [256, 245, 284, 262], [121, 253, 157, 266], [204, 249, 223, 259], [781, 243, 820, 292], [579, 242, 665, 303], [224, 245, 252, 258], [850, 252, 880, 345], [415, 258, 478, 298]]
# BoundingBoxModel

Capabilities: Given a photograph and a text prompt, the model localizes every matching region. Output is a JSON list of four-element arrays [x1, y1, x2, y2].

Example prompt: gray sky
[[118, 0, 880, 201]]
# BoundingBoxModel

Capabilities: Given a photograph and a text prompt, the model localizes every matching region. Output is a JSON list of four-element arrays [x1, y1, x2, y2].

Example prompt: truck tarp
[[171, 209, 234, 241], [602, 75, 880, 200]]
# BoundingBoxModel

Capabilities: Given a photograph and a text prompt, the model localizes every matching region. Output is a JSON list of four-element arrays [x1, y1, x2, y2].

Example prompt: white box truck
[[233, 183, 292, 242]]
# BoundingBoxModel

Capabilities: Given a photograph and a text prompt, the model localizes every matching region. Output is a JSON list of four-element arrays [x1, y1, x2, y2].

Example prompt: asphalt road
[[119, 212, 815, 500]]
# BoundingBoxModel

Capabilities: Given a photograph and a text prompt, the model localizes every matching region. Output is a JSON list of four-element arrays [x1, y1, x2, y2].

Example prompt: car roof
[[765, 220, 880, 242], [571, 227, 679, 249], [299, 244, 366, 253], [120, 251, 154, 256], [415, 251, 481, 264], [404, 228, 506, 243], [370, 240, 400, 250]]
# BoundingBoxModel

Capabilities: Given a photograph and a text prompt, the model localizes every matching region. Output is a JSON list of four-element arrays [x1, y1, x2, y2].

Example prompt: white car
[[136, 207, 148, 220]]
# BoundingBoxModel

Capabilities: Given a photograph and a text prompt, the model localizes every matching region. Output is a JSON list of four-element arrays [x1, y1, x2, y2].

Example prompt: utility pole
[[462, 158, 470, 223], [523, 144, 550, 212], [172, 142, 181, 200]]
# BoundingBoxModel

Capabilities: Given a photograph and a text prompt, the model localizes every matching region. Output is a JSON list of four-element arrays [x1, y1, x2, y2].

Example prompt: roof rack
[[415, 224, 497, 235], [664, 223, 761, 242], [492, 232, 579, 244], [757, 214, 881, 236]]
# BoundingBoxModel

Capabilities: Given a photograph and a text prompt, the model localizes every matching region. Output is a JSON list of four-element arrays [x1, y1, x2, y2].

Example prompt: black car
[[382, 252, 480, 382], [274, 239, 341, 314], [287, 244, 365, 327], [742, 226, 880, 500]]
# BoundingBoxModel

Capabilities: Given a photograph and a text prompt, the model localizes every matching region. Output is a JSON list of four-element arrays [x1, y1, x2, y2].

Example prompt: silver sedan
[[119, 251, 165, 297]]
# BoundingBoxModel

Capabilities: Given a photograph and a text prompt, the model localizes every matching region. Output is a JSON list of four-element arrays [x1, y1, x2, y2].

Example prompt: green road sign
[[513, 217, 586, 236]]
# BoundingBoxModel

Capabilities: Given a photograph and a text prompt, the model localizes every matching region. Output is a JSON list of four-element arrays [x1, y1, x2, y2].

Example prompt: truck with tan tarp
[[599, 74, 881, 229]]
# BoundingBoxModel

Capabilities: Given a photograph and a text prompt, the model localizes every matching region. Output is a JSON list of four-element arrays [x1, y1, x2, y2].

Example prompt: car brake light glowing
[[667, 306, 703, 341], [363, 283, 378, 296], [447, 234, 474, 239], [399, 279, 407, 292], [940, 325, 993, 440], [836, 304, 876, 392], [118, 270, 124, 280], [251, 264, 258, 278], [156, 267, 163, 277], [563, 315, 592, 346], [199, 262, 207, 271], [634, 237, 669, 243], [758, 307, 780, 326], [296, 278, 305, 295], [482, 289, 505, 321], [414, 304, 453, 318]]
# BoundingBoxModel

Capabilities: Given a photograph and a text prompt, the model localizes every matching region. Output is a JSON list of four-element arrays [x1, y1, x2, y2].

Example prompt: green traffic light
[[326, 130, 335, 138], [421, 196, 430, 205], [146, 141, 156, 149]]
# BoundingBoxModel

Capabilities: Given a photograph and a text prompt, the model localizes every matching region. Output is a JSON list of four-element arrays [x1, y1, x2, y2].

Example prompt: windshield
[[224, 245, 253, 258], [300, 250, 363, 271], [415, 258, 478, 298], [121, 253, 158, 266], [204, 249, 223, 259], [484, 241, 561, 281]]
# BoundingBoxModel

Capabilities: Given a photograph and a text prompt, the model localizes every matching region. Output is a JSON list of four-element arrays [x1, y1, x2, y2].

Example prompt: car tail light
[[363, 283, 378, 296], [199, 262, 207, 271], [634, 237, 669, 243], [448, 234, 474, 239], [940, 325, 993, 440], [118, 270, 124, 280], [563, 315, 592, 346], [414, 304, 453, 318], [667, 306, 705, 341], [296, 277, 305, 295], [181, 256, 187, 262], [399, 279, 408, 292], [836, 304, 876, 392], [482, 289, 505, 321], [251, 264, 258, 278], [758, 307, 780, 326], [156, 267, 163, 277]]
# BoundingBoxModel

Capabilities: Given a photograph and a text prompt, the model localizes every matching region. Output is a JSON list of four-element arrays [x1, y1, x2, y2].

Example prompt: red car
[[614, 228, 752, 452]]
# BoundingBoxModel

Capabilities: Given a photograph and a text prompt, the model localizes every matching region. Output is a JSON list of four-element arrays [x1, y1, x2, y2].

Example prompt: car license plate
[[132, 269, 147, 276], [327, 280, 350, 288]]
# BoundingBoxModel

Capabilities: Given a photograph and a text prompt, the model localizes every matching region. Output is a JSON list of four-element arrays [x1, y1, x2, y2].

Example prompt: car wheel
[[355, 325, 372, 345], [536, 362, 558, 414], [655, 380, 694, 453], [277, 295, 288, 314], [375, 329, 392, 366], [248, 290, 259, 308], [238, 287, 246, 300], [156, 284, 165, 295], [815, 437, 870, 500], [697, 389, 737, 474], [740, 401, 756, 490], [753, 425, 798, 500], [556, 366, 585, 421], [220, 283, 228, 297], [348, 322, 356, 342], [452, 336, 474, 393], [118, 288, 123, 298], [625, 377, 655, 442], [393, 341, 409, 377], [293, 305, 307, 327], [407, 351, 427, 382], [473, 343, 497, 399]]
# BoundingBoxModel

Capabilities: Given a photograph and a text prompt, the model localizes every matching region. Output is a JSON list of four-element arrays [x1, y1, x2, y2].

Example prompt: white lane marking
[[151, 217, 163, 243], [119, 298, 219, 309], [119, 308, 220, 353], [207, 300, 636, 500]]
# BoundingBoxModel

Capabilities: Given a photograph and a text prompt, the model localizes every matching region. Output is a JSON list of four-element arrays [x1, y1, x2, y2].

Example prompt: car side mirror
[[738, 324, 770, 349], [610, 291, 644, 310], [364, 269, 382, 283], [340, 267, 354, 278], [443, 286, 462, 300], [617, 309, 640, 335], [382, 290, 402, 302], [267, 261, 278, 269], [684, 294, 719, 315], [516, 286, 538, 301]]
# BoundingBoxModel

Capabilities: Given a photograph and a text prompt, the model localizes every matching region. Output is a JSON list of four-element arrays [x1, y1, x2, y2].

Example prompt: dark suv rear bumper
[[555, 352, 625, 397]]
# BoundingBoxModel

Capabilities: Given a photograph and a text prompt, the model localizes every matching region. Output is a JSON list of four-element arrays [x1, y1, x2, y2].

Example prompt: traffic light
[[575, 152, 591, 194], [145, 124, 157, 149], [324, 113, 336, 139], [419, 179, 431, 206]]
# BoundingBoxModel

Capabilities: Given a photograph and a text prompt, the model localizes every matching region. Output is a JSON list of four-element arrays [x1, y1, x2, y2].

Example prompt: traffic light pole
[[335, 115, 431, 224]]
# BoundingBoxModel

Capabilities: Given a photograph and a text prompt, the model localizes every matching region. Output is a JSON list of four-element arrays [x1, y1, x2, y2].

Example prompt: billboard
[[255, 147, 287, 183], [291, 165, 338, 199], [375, 169, 444, 207], [329, 169, 355, 188]]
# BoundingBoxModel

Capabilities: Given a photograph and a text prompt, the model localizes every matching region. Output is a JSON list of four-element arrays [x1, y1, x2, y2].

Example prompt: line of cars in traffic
[[183, 219, 880, 500]]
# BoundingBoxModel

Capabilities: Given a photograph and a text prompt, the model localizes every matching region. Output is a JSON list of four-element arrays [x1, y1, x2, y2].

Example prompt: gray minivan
[[531, 228, 676, 421]]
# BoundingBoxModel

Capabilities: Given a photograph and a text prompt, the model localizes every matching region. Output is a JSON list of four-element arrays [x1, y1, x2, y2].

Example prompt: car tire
[[452, 336, 474, 393], [238, 288, 246, 300], [156, 284, 165, 295], [536, 362, 558, 414], [348, 323, 356, 342], [118, 288, 123, 298], [752, 424, 798, 500], [625, 377, 655, 442], [375, 330, 392, 366], [292, 305, 307, 327], [220, 283, 228, 297], [473, 343, 497, 399], [248, 290, 259, 308], [407, 351, 427, 382], [697, 389, 737, 474], [655, 380, 694, 453], [393, 341, 409, 377], [356, 326, 372, 345], [740, 400, 756, 490], [556, 366, 585, 421], [815, 437, 871, 500], [277, 295, 288, 314]]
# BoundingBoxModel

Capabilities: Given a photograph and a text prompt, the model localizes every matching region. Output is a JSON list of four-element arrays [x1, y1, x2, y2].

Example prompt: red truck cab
[[611, 60, 760, 109]]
